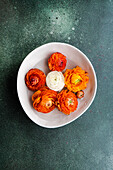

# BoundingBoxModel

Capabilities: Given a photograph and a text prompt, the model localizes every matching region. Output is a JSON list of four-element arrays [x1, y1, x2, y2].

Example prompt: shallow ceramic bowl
[[17, 42, 97, 128]]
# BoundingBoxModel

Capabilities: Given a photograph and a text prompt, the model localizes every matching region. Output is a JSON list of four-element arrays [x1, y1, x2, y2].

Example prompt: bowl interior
[[17, 43, 97, 128]]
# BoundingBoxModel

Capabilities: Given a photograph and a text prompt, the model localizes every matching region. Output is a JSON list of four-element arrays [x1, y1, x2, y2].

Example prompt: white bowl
[[17, 42, 97, 128]]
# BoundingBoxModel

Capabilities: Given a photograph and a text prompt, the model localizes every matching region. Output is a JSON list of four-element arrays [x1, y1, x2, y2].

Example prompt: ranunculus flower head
[[48, 52, 67, 71], [32, 87, 57, 113], [25, 68, 46, 91], [56, 90, 78, 115], [64, 66, 89, 93]]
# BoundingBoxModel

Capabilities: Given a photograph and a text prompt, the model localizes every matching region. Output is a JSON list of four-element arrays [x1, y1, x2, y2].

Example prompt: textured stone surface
[[0, 0, 113, 170]]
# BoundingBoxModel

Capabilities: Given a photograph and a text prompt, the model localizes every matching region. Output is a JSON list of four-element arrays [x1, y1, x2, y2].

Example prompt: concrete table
[[0, 0, 113, 169]]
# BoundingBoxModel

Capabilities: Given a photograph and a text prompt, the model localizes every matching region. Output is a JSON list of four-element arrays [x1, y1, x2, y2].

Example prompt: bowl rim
[[17, 42, 97, 128]]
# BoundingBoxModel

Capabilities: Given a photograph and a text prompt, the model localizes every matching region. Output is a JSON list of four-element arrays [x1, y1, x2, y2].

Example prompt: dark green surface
[[0, 0, 113, 169]]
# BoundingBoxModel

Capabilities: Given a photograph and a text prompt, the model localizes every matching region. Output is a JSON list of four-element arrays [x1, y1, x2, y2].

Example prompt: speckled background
[[0, 0, 113, 170]]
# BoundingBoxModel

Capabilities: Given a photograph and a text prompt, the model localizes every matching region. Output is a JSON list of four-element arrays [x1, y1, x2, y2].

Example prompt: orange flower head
[[48, 52, 67, 71], [32, 86, 49, 101], [76, 90, 84, 99], [64, 66, 89, 93], [56, 90, 78, 115], [32, 88, 58, 113], [25, 68, 46, 91]]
